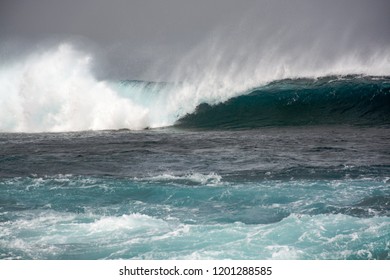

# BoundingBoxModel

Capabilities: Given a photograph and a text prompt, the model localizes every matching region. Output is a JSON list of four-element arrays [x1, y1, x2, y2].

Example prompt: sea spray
[[0, 44, 149, 132]]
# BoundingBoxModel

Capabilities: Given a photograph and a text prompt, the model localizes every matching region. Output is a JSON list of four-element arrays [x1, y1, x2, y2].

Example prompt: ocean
[[0, 45, 389, 260]]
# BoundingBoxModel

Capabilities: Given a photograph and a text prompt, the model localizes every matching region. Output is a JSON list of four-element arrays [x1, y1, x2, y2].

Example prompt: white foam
[[0, 44, 149, 132], [267, 245, 304, 259], [143, 172, 222, 186], [87, 213, 168, 233]]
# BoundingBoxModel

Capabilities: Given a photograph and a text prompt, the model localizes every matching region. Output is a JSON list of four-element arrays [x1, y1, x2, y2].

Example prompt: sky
[[1, 0, 389, 80]]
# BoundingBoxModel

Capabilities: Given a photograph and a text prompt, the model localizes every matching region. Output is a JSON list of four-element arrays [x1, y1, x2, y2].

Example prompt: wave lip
[[175, 75, 390, 129]]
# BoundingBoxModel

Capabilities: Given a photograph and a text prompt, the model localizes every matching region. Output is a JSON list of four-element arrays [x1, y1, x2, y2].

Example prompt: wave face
[[176, 76, 390, 129], [1, 43, 390, 132]]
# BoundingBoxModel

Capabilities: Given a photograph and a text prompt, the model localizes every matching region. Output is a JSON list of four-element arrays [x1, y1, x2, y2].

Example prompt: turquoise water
[[1, 175, 389, 259]]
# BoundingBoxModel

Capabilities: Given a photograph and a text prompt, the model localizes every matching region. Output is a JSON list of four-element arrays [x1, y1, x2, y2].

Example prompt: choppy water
[[1, 125, 389, 259]]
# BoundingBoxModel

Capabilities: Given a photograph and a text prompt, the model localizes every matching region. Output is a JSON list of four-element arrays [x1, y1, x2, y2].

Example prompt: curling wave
[[176, 76, 390, 128]]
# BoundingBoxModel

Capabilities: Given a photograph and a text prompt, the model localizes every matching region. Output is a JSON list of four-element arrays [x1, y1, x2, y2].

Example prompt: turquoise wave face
[[176, 76, 390, 129], [1, 175, 389, 260]]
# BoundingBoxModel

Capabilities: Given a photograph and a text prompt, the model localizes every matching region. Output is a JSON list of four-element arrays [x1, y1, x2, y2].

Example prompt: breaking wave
[[1, 43, 389, 132]]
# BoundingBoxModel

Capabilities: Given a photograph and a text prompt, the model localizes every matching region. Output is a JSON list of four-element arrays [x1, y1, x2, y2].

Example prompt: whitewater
[[0, 42, 390, 260]]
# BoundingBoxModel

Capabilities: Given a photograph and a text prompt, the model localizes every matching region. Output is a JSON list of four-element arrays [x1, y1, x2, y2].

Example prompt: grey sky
[[1, 0, 389, 79]]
